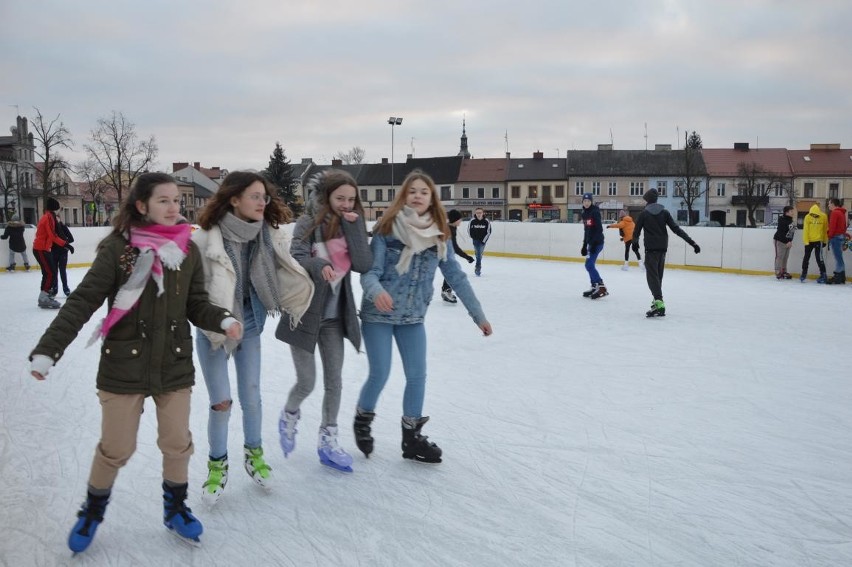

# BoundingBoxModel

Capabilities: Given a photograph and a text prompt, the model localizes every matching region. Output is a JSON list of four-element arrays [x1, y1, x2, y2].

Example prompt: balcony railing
[[731, 195, 769, 205]]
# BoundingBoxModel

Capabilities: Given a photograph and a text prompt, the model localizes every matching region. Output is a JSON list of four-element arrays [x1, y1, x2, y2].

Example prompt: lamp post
[[387, 116, 403, 191]]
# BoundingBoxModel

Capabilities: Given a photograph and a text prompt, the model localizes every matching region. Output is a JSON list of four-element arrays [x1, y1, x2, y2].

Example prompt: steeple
[[457, 118, 471, 159]]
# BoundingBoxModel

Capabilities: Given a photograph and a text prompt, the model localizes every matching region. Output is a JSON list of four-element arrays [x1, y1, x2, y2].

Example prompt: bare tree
[[333, 146, 366, 164], [0, 166, 18, 222], [31, 107, 73, 205], [84, 111, 158, 204], [734, 162, 790, 227], [675, 131, 706, 225], [74, 158, 110, 226]]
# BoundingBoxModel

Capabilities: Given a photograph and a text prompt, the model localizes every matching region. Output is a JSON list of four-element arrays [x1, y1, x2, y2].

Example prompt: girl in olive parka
[[28, 172, 242, 553]]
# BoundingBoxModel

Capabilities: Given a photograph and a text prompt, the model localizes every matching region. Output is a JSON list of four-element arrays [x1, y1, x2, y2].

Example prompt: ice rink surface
[[1, 256, 849, 566]]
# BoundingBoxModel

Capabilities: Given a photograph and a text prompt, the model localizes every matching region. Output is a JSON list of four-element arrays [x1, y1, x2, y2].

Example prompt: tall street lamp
[[388, 116, 403, 191]]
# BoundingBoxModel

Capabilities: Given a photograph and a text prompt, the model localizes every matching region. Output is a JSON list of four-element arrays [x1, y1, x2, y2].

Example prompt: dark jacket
[[51, 220, 74, 254], [468, 216, 491, 243], [633, 203, 696, 252], [29, 232, 232, 395], [275, 213, 372, 353], [450, 225, 473, 262], [581, 204, 605, 248], [1, 221, 27, 252], [773, 215, 796, 244]]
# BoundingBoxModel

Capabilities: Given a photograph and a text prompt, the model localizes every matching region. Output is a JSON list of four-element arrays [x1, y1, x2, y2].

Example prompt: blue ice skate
[[68, 491, 110, 553], [163, 482, 203, 544], [317, 426, 354, 473]]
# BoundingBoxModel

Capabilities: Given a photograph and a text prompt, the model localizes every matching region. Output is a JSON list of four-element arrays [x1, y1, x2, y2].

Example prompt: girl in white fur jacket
[[192, 171, 313, 506]]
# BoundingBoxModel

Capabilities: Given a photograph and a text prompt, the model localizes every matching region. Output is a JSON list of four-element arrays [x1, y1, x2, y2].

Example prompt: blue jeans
[[829, 235, 846, 272], [196, 301, 264, 460], [472, 240, 486, 273], [585, 243, 604, 284], [358, 321, 427, 418]]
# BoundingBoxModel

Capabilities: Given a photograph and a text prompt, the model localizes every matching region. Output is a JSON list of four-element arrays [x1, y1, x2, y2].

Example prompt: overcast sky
[[2, 0, 851, 173]]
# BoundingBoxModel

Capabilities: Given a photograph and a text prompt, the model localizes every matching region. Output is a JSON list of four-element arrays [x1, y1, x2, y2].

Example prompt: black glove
[[692, 243, 700, 254], [65, 244, 75, 254], [580, 244, 588, 257], [467, 257, 474, 264], [632, 241, 640, 253], [619, 237, 623, 242]]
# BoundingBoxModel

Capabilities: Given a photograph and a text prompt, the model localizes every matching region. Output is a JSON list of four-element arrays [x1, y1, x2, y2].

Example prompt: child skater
[[1, 216, 32, 272], [28, 172, 243, 552], [440, 209, 475, 303], [192, 171, 313, 505], [275, 169, 373, 472], [354, 169, 493, 464], [606, 210, 641, 271]]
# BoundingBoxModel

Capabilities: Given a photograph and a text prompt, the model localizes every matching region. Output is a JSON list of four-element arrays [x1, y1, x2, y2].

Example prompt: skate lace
[[321, 429, 348, 455], [245, 448, 271, 477], [164, 496, 196, 524], [203, 460, 226, 490]]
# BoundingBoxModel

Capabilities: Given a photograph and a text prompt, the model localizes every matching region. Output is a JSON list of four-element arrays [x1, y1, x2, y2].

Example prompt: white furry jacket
[[192, 223, 314, 349]]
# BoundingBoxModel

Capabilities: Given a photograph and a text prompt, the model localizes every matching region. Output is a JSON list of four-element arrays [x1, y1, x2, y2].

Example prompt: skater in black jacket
[[467, 207, 491, 276], [632, 189, 700, 316]]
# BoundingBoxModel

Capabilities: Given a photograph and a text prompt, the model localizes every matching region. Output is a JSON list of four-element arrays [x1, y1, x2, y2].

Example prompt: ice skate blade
[[166, 525, 201, 547], [320, 458, 354, 473], [402, 454, 443, 464]]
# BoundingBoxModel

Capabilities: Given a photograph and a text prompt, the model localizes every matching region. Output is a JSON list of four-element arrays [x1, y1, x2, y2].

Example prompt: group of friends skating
[[26, 169, 493, 553], [773, 199, 849, 284]]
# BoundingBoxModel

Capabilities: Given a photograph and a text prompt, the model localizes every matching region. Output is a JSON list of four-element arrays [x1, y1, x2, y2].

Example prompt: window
[[440, 186, 451, 201], [477, 187, 485, 199], [774, 183, 784, 197], [492, 187, 500, 198], [511, 185, 520, 199], [757, 183, 766, 195], [674, 181, 684, 197], [360, 189, 368, 202], [804, 182, 814, 198], [591, 181, 600, 196], [528, 186, 538, 199], [716, 182, 725, 197], [542, 185, 551, 200], [656, 181, 667, 197], [756, 210, 765, 223], [575, 181, 584, 195], [388, 189, 395, 202], [629, 182, 644, 197], [375, 189, 383, 202], [829, 182, 839, 199], [462, 187, 470, 199], [608, 181, 617, 196], [555, 185, 565, 198]]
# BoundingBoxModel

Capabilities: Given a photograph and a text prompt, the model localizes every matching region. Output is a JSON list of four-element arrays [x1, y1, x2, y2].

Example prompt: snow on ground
[[1, 257, 850, 567]]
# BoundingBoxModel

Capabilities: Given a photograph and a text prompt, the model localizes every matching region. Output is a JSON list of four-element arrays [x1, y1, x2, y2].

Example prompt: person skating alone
[[28, 172, 243, 552], [192, 171, 314, 505], [1, 216, 31, 272], [607, 209, 642, 271], [355, 170, 492, 464], [580, 193, 607, 299], [275, 170, 372, 473], [799, 203, 828, 283], [632, 189, 700, 317], [441, 209, 475, 303], [467, 207, 491, 276], [772, 206, 796, 279]]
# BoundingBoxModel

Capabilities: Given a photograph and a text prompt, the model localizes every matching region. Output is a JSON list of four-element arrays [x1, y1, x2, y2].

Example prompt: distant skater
[[607, 210, 641, 270], [580, 193, 607, 299]]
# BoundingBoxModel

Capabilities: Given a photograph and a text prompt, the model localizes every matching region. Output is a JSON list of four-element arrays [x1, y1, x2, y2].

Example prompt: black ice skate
[[401, 416, 442, 463], [590, 283, 608, 299], [354, 408, 376, 457], [646, 300, 666, 317]]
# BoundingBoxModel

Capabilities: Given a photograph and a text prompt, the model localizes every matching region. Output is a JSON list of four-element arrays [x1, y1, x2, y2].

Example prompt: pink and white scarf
[[89, 224, 191, 344], [312, 232, 352, 294]]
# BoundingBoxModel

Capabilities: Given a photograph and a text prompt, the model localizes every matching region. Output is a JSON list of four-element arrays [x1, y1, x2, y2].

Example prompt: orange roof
[[457, 158, 508, 182], [787, 148, 852, 176], [701, 148, 792, 177]]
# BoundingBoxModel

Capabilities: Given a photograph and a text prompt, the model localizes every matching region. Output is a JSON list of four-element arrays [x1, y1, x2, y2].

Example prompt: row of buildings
[[2, 116, 850, 227]]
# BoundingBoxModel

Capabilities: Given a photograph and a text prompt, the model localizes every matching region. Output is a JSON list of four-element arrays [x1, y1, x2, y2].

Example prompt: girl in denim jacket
[[355, 169, 493, 463]]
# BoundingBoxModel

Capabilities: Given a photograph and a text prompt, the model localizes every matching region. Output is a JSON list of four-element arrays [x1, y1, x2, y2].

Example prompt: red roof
[[701, 148, 792, 177], [787, 148, 852, 176], [457, 158, 508, 182]]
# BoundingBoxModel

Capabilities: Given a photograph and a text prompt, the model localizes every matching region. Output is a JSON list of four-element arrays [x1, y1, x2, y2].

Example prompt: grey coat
[[275, 214, 372, 353]]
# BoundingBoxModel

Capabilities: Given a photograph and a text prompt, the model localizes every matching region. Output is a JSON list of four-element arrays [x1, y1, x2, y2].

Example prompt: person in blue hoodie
[[632, 189, 700, 317], [580, 192, 607, 299]]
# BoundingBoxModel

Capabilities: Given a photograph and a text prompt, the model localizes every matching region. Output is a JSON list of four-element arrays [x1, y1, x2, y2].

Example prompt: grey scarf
[[219, 213, 280, 350]]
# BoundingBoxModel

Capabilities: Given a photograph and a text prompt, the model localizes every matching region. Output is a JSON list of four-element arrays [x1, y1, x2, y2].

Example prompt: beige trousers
[[88, 388, 194, 490]]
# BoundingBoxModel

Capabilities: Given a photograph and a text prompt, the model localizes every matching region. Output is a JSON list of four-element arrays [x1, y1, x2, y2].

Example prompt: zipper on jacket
[[139, 320, 148, 339]]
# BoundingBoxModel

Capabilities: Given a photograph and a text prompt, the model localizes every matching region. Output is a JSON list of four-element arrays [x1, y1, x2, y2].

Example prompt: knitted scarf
[[219, 213, 280, 352], [89, 223, 191, 344], [391, 206, 447, 274]]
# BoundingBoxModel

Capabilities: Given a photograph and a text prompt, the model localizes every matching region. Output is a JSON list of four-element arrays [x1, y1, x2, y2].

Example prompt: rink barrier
[[0, 223, 825, 279]]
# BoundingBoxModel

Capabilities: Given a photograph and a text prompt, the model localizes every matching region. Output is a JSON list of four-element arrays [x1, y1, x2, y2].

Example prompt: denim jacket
[[359, 233, 487, 326]]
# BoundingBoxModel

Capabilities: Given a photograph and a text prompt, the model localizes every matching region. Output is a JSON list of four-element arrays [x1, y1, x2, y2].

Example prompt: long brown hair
[[111, 172, 177, 235], [197, 171, 292, 230], [305, 169, 365, 240], [372, 169, 450, 239]]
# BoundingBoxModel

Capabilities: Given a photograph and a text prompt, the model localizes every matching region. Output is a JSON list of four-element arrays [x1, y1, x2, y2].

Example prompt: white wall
[[0, 224, 817, 276]]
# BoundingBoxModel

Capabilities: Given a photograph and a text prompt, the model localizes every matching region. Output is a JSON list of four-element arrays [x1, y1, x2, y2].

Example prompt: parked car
[[760, 222, 778, 229], [693, 220, 722, 227]]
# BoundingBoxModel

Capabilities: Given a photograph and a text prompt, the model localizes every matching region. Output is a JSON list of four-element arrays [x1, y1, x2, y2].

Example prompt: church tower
[[457, 118, 471, 159]]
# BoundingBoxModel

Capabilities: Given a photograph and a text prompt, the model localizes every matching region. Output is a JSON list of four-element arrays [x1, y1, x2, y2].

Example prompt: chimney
[[505, 152, 511, 159], [810, 143, 841, 150], [172, 162, 189, 172], [406, 153, 413, 160], [533, 151, 544, 160], [193, 162, 201, 170], [654, 144, 672, 151], [382, 158, 388, 164], [301, 158, 312, 165], [597, 144, 613, 151], [331, 159, 343, 166], [733, 143, 749, 151]]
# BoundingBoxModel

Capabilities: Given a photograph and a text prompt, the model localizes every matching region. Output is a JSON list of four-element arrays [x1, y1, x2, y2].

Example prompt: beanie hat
[[618, 210, 627, 219], [582, 193, 593, 202], [447, 209, 462, 223], [45, 197, 60, 211], [643, 189, 658, 203]]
